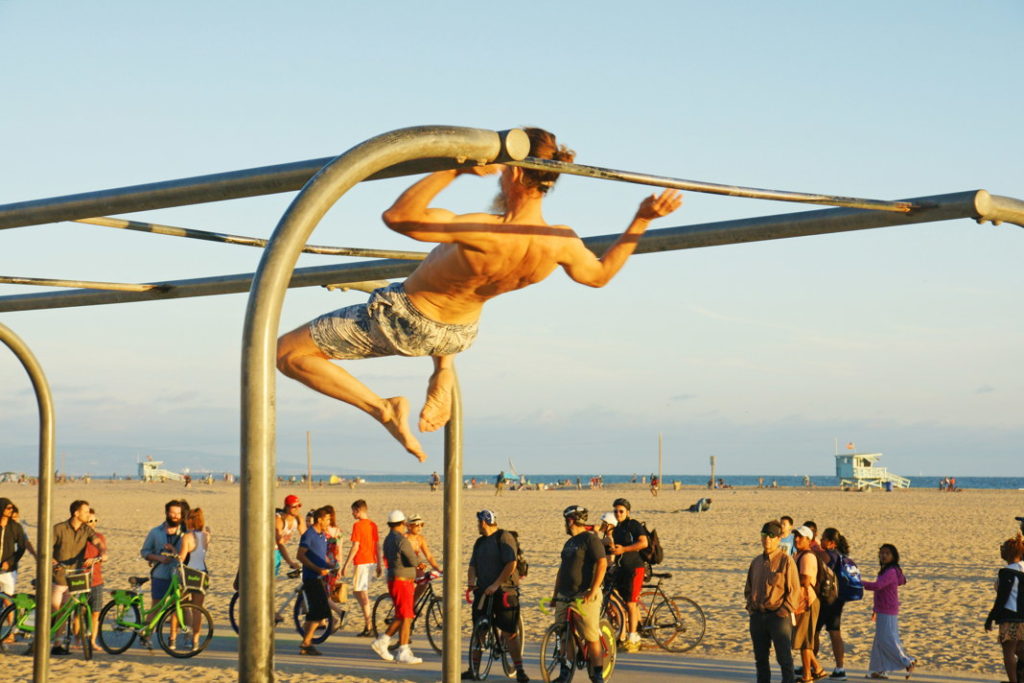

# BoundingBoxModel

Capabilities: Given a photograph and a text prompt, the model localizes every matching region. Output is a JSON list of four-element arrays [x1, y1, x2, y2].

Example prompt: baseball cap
[[599, 511, 618, 527], [387, 509, 406, 524], [477, 509, 497, 525], [794, 525, 814, 539], [284, 495, 301, 507], [1015, 516, 1024, 522]]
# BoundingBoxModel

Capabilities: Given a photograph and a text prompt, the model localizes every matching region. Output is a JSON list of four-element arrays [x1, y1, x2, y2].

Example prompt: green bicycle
[[97, 561, 214, 658], [0, 568, 94, 660]]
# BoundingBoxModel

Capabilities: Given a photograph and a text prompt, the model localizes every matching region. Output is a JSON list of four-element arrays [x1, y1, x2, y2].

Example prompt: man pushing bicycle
[[551, 506, 607, 683], [464, 509, 527, 682]]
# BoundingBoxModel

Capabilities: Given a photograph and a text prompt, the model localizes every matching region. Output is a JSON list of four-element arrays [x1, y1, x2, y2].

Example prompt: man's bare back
[[277, 128, 682, 462]]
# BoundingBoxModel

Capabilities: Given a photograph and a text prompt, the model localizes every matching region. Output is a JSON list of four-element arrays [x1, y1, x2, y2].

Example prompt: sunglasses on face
[[761, 531, 779, 539]]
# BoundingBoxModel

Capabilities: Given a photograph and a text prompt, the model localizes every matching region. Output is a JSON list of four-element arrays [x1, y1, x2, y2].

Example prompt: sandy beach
[[1, 479, 1019, 681]]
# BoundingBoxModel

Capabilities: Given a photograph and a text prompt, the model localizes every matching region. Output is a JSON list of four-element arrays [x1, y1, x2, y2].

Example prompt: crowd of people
[[745, 513, 1024, 683]]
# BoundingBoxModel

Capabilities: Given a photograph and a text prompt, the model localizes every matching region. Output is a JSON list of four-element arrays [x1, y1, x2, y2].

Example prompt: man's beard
[[166, 515, 180, 528], [489, 191, 508, 214]]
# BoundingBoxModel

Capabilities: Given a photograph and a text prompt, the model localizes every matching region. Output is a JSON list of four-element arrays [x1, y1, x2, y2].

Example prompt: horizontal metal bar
[[0, 190, 1007, 313], [0, 275, 162, 292], [508, 157, 917, 213], [74, 216, 428, 260], [0, 130, 528, 230]]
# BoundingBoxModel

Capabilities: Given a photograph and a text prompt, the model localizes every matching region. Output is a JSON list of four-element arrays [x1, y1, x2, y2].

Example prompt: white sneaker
[[396, 644, 422, 664], [627, 632, 641, 645], [371, 635, 395, 661]]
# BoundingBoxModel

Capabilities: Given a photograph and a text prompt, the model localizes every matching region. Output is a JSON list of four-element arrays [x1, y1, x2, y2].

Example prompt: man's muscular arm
[[559, 189, 682, 288], [382, 167, 501, 242]]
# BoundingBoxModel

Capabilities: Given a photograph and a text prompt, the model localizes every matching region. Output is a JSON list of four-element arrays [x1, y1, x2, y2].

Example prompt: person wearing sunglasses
[[745, 520, 801, 683]]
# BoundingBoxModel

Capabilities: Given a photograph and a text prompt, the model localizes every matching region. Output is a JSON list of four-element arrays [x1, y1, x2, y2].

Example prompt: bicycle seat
[[650, 572, 672, 579], [129, 576, 151, 586]]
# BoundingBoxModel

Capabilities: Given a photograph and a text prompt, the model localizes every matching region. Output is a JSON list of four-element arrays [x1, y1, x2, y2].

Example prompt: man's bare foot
[[379, 396, 427, 461], [419, 368, 453, 432]]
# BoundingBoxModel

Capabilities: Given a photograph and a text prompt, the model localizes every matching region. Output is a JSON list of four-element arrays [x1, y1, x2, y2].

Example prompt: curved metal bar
[[0, 323, 55, 683], [239, 126, 528, 682], [508, 157, 917, 212], [0, 275, 161, 292], [74, 216, 429, 260], [442, 369, 462, 678]]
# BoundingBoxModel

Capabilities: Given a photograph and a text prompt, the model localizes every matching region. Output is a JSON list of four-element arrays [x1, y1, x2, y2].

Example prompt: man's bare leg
[[277, 326, 427, 461], [419, 355, 455, 432]]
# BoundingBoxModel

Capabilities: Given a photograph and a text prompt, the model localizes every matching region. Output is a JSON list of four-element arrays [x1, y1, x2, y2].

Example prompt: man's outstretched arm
[[558, 189, 682, 288], [381, 166, 500, 242]]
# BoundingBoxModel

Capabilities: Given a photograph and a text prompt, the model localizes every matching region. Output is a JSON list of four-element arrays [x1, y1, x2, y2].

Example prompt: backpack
[[638, 522, 664, 565], [496, 529, 529, 579], [836, 555, 864, 601], [799, 549, 839, 605]]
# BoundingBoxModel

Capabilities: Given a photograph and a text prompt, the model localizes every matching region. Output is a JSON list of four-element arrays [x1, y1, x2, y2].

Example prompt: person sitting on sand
[[687, 497, 712, 513], [276, 127, 682, 462]]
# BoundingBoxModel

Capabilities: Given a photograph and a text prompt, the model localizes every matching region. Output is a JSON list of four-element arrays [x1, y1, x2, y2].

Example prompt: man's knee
[[276, 326, 320, 374]]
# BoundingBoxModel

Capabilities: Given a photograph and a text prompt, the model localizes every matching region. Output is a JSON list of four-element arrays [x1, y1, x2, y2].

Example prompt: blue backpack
[[836, 555, 864, 601]]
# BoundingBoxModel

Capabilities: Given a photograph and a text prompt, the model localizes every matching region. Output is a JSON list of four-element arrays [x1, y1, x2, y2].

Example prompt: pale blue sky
[[1, 1, 1022, 476]]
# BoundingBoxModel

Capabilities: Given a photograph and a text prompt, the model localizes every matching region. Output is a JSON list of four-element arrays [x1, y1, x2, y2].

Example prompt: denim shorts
[[310, 283, 478, 359]]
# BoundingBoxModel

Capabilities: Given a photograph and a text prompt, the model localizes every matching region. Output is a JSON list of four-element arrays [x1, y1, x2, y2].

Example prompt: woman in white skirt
[[863, 543, 915, 679]]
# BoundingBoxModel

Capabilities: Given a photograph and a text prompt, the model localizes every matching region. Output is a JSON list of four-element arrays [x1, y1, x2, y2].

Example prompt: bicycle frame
[[108, 567, 189, 636], [5, 589, 91, 640]]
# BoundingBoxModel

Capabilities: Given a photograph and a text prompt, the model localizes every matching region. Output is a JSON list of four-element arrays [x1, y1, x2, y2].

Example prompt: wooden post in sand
[[658, 433, 663, 487]]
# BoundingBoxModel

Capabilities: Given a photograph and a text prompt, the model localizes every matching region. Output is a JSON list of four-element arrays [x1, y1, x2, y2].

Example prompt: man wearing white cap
[[372, 510, 423, 664]]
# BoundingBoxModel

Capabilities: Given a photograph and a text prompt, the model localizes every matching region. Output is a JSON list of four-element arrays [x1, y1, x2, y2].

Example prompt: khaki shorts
[[555, 591, 602, 642], [792, 599, 820, 650], [353, 563, 376, 593]]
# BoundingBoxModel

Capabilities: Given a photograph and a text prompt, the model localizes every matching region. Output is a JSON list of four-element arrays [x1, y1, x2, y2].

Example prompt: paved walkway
[[89, 629, 992, 682]]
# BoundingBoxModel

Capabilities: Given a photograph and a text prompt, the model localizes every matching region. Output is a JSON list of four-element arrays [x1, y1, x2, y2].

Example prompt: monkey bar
[[1, 125, 1021, 683]]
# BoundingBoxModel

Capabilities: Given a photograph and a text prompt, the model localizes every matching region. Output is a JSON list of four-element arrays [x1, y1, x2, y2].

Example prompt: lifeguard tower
[[835, 452, 910, 490], [138, 456, 184, 482]]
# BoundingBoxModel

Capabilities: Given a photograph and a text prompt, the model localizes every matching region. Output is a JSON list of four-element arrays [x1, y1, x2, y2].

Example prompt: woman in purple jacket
[[863, 544, 915, 680]]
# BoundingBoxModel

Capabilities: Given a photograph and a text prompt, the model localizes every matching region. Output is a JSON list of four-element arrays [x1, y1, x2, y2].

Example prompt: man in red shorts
[[610, 497, 649, 652], [371, 509, 422, 664]]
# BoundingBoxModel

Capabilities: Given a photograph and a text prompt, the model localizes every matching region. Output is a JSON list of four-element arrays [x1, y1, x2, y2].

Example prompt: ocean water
[[289, 473, 1024, 490]]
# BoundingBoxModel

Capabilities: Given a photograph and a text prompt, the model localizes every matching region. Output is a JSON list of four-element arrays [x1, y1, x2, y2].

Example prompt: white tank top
[[186, 530, 208, 571]]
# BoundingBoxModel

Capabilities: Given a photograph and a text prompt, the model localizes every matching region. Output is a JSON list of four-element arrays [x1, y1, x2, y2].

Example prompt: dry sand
[[1, 479, 1020, 681]]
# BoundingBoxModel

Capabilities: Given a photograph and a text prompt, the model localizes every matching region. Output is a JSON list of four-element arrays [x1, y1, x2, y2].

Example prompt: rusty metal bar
[[73, 216, 428, 260], [508, 156, 917, 212]]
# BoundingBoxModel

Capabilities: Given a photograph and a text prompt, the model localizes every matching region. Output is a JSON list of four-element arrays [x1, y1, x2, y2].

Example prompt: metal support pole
[[442, 369, 463, 683], [239, 126, 529, 681], [0, 323, 55, 683], [2, 190, 1021, 314]]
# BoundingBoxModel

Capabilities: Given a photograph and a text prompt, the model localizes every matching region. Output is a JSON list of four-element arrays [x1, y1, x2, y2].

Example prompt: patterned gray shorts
[[309, 282, 479, 360]]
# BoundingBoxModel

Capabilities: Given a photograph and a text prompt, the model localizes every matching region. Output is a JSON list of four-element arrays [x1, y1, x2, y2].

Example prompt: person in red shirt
[[340, 499, 382, 636], [82, 508, 108, 649]]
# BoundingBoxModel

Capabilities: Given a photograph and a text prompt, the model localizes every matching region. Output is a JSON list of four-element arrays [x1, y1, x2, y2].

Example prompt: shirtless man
[[277, 128, 682, 461]]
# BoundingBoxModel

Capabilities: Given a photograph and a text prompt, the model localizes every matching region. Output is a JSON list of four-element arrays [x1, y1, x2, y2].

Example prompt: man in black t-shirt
[[610, 497, 649, 652], [552, 505, 607, 683], [465, 509, 527, 681]]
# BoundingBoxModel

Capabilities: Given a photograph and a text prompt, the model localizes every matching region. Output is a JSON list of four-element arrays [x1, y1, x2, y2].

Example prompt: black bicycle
[[467, 591, 526, 680], [371, 570, 443, 655], [600, 569, 705, 652], [228, 567, 342, 645]]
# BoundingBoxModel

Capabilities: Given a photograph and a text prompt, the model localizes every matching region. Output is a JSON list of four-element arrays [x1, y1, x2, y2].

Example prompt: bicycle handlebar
[[650, 571, 672, 579], [538, 596, 584, 615]]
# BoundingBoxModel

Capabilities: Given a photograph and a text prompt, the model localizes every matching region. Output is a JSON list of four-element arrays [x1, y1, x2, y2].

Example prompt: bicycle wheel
[[98, 599, 140, 654], [586, 618, 616, 681], [500, 610, 525, 678], [539, 623, 571, 683], [75, 603, 93, 661], [424, 597, 444, 655], [650, 595, 705, 652], [156, 602, 214, 658], [228, 592, 240, 634], [0, 604, 19, 650], [469, 620, 496, 680], [292, 589, 333, 644], [371, 593, 394, 637], [602, 592, 628, 644]]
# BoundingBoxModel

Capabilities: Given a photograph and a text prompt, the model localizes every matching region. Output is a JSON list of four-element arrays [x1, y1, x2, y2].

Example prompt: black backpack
[[496, 529, 529, 578], [638, 522, 664, 565], [798, 549, 838, 605]]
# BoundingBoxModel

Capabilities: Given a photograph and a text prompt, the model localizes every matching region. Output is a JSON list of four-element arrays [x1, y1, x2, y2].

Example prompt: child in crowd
[[863, 543, 915, 680]]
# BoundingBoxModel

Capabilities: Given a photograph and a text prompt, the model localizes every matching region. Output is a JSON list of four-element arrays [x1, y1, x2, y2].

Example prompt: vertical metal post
[[0, 323, 55, 683], [441, 369, 463, 682], [306, 431, 312, 491], [239, 126, 528, 681]]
